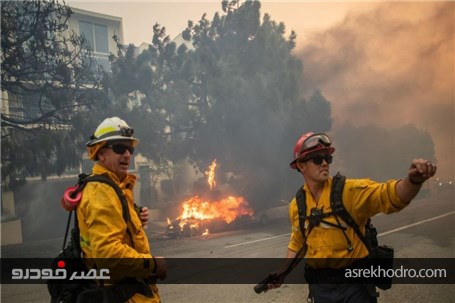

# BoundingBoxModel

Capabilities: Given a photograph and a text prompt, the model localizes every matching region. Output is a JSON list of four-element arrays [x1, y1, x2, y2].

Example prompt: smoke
[[13, 178, 73, 243], [296, 2, 454, 179]]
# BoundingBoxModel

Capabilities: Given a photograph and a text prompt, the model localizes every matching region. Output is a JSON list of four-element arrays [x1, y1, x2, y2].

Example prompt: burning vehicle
[[165, 160, 254, 238]]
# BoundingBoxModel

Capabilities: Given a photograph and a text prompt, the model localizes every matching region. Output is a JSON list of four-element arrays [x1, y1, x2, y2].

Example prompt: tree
[[179, 0, 332, 206], [102, 24, 199, 203], [104, 24, 194, 166], [1, 0, 103, 186], [104, 0, 332, 207]]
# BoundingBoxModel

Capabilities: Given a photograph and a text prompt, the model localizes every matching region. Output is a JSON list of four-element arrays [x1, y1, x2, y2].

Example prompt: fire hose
[[254, 244, 307, 294]]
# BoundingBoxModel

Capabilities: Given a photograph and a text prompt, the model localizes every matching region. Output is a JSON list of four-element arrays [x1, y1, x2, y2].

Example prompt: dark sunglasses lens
[[112, 144, 134, 155], [312, 156, 323, 165], [312, 155, 332, 165]]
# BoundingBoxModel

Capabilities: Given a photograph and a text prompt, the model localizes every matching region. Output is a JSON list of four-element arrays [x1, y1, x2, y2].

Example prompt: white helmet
[[86, 117, 139, 147]]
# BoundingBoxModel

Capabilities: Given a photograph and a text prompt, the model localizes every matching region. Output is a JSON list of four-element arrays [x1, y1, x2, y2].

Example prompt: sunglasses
[[106, 144, 134, 155], [305, 154, 333, 165]]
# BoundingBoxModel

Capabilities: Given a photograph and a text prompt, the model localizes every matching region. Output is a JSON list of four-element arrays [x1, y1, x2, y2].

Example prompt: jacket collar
[[92, 163, 136, 188]]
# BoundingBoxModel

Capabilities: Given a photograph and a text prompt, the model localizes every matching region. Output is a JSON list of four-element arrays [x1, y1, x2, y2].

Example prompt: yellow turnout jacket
[[77, 163, 160, 303], [288, 177, 408, 269]]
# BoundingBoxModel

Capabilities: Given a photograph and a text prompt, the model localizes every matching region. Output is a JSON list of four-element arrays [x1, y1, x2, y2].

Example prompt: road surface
[[2, 190, 453, 302]]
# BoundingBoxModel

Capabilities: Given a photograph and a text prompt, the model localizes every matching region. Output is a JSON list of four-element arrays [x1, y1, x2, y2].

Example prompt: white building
[[69, 7, 124, 72]]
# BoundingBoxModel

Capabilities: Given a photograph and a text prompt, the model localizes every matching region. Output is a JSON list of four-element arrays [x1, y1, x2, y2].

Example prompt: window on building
[[79, 21, 109, 54], [79, 20, 111, 71]]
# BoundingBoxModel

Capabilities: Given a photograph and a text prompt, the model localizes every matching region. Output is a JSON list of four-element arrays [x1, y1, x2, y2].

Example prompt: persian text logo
[[12, 260, 110, 280]]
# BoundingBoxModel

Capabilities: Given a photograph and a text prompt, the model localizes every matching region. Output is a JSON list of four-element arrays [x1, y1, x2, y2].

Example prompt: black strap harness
[[50, 174, 154, 303], [64, 173, 134, 251], [296, 172, 372, 254], [254, 172, 391, 294]]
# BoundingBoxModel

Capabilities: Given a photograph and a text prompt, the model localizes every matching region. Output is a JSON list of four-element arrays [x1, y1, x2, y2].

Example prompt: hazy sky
[[66, 1, 376, 47], [66, 1, 454, 180], [296, 2, 454, 180]]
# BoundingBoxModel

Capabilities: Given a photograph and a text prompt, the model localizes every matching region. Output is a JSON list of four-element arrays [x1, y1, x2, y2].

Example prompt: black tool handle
[[254, 273, 279, 294], [254, 282, 269, 294]]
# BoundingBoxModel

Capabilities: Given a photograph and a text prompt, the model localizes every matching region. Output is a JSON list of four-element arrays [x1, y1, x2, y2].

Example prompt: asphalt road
[[1, 189, 454, 303]]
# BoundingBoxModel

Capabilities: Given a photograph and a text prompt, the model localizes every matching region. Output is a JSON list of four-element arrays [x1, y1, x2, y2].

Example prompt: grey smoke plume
[[296, 2, 454, 180]]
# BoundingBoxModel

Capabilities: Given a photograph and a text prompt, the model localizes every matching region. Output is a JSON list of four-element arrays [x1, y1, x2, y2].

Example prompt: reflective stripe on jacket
[[77, 163, 160, 302]]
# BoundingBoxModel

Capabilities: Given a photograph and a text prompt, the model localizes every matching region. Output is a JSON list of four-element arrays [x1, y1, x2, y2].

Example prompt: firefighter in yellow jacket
[[79, 116, 166, 303], [267, 132, 436, 303]]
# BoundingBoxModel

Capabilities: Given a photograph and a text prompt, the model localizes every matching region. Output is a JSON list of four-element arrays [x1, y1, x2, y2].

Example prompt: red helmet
[[290, 132, 335, 169]]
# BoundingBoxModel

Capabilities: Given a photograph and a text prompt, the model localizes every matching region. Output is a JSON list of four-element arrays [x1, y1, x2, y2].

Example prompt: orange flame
[[177, 195, 253, 224], [167, 159, 254, 237], [204, 159, 217, 190]]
